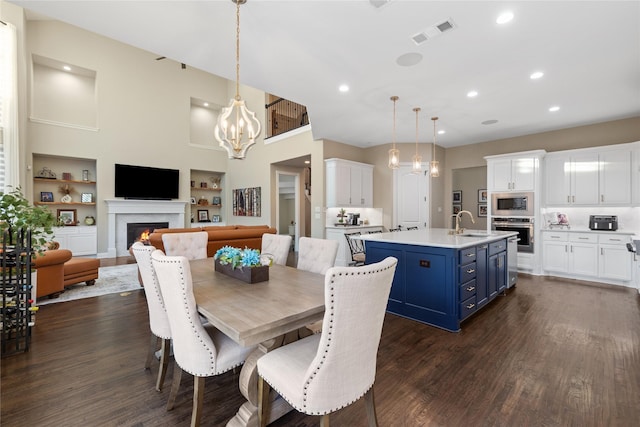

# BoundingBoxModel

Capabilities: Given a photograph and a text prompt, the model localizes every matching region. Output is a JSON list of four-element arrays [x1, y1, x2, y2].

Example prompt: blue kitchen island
[[360, 229, 517, 332]]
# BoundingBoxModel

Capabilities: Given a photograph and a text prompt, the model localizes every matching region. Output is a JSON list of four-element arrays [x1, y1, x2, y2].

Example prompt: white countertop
[[541, 227, 635, 235], [325, 224, 383, 230], [357, 228, 517, 249]]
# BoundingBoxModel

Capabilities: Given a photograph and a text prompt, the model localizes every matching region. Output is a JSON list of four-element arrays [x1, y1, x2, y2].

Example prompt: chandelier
[[412, 107, 422, 174], [388, 96, 400, 169], [214, 0, 261, 159], [430, 116, 440, 177]]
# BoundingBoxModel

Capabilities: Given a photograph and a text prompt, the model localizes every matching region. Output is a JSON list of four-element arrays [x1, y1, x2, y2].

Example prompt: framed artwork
[[453, 204, 461, 215], [478, 204, 487, 217], [81, 193, 94, 203], [212, 215, 221, 223], [233, 187, 261, 217], [212, 196, 221, 206], [452, 190, 462, 203], [82, 169, 89, 181], [478, 189, 487, 203], [197, 209, 209, 222], [57, 208, 77, 226], [190, 197, 197, 205], [40, 191, 54, 202]]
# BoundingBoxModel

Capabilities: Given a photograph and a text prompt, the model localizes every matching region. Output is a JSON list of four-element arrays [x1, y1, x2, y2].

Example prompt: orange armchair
[[32, 249, 73, 299]]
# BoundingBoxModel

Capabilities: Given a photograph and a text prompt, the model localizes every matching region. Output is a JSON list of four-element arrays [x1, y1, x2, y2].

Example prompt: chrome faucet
[[454, 210, 475, 234]]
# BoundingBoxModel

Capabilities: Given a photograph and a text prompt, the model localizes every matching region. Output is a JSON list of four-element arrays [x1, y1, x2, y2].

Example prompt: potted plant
[[0, 187, 57, 252], [213, 246, 269, 284]]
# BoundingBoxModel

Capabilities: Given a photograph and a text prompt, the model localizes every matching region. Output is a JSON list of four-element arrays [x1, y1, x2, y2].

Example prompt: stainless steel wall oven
[[491, 217, 534, 253]]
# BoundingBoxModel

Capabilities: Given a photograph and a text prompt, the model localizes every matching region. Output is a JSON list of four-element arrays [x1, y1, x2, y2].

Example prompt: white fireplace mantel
[[105, 199, 187, 257]]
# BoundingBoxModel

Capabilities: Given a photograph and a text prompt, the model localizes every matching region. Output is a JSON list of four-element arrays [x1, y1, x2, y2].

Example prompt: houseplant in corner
[[0, 187, 56, 251], [213, 245, 269, 284]]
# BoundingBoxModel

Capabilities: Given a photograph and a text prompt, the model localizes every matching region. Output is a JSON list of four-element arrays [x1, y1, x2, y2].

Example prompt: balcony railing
[[265, 97, 309, 139]]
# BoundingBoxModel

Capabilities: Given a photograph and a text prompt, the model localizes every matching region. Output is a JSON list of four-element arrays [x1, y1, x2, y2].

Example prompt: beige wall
[[452, 166, 488, 230]]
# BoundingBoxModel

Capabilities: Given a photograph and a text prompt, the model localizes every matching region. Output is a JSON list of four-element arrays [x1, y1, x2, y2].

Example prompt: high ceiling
[[10, 0, 640, 148]]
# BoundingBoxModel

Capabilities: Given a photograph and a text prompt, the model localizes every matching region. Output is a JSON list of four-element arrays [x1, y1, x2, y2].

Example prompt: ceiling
[[10, 0, 640, 149]]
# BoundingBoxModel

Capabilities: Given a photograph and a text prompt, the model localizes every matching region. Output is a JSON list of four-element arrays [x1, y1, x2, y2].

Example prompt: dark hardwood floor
[[1, 272, 639, 426]]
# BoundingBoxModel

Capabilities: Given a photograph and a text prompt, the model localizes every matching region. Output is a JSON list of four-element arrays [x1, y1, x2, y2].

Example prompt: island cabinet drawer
[[459, 262, 477, 283], [459, 247, 476, 264], [460, 295, 477, 320], [489, 239, 507, 256], [460, 279, 477, 301]]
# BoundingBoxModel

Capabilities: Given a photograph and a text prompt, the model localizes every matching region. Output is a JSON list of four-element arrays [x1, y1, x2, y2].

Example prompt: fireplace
[[127, 222, 168, 249]]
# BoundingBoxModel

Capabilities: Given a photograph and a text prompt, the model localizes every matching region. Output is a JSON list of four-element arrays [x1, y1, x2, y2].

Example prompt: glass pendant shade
[[388, 96, 400, 169], [411, 107, 422, 174], [430, 116, 440, 177]]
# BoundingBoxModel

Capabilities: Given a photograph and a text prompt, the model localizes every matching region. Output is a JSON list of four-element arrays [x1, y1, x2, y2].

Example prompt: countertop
[[325, 224, 383, 230], [357, 228, 517, 249], [540, 227, 635, 235]]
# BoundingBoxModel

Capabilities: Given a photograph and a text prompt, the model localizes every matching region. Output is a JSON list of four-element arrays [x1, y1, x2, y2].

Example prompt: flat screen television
[[115, 164, 179, 200]]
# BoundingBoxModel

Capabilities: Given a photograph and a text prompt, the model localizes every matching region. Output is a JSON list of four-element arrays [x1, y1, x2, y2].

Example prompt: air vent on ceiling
[[412, 18, 457, 46]]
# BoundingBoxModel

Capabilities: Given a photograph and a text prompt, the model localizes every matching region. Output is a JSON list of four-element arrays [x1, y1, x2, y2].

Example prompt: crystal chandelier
[[388, 96, 400, 169], [412, 107, 422, 174], [214, 0, 261, 159], [430, 116, 440, 177]]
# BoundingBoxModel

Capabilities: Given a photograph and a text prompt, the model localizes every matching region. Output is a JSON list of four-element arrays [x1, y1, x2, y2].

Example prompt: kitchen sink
[[460, 231, 494, 237]]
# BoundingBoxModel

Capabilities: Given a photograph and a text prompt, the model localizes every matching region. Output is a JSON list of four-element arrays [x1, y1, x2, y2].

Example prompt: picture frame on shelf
[[197, 209, 209, 222], [212, 196, 221, 206], [478, 189, 487, 203], [212, 215, 221, 223], [452, 190, 462, 203], [62, 172, 72, 180], [40, 191, 53, 203], [190, 197, 196, 205], [82, 169, 89, 181], [81, 193, 94, 203], [478, 204, 487, 217], [57, 208, 77, 226], [453, 204, 461, 215]]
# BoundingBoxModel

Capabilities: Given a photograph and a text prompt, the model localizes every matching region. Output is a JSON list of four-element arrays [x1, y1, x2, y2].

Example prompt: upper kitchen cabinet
[[325, 159, 374, 207], [545, 145, 632, 206], [632, 142, 640, 205], [485, 150, 546, 192]]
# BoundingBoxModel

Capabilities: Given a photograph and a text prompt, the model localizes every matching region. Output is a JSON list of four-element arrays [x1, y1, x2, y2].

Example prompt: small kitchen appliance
[[589, 215, 618, 231], [348, 213, 360, 225]]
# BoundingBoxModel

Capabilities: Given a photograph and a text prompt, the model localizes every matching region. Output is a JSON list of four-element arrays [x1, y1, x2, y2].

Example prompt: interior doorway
[[393, 164, 428, 229], [276, 171, 299, 251]]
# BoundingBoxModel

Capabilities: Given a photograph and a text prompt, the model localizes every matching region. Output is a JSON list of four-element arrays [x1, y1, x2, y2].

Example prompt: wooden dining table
[[189, 258, 326, 427]]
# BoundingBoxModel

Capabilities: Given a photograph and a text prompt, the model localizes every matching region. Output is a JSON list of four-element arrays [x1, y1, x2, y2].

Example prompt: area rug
[[37, 263, 142, 305]]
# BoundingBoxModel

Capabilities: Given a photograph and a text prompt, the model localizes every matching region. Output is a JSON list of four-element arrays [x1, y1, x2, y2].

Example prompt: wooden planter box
[[214, 259, 269, 284]]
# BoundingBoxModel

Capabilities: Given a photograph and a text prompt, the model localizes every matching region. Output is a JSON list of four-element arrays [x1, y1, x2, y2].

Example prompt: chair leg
[[191, 376, 205, 427], [145, 333, 158, 371], [320, 414, 330, 427], [364, 388, 379, 427], [166, 361, 182, 411], [258, 375, 271, 427], [156, 338, 170, 391]]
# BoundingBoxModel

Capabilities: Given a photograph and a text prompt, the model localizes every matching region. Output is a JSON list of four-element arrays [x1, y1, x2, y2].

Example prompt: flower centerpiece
[[213, 245, 269, 284]]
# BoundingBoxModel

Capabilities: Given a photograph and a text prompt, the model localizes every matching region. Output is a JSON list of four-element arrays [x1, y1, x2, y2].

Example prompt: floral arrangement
[[214, 246, 262, 269]]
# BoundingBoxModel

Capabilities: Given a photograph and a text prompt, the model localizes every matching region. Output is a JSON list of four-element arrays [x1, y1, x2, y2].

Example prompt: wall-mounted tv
[[115, 164, 179, 200]]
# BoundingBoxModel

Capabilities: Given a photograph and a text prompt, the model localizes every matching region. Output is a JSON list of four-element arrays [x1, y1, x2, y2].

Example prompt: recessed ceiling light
[[304, 160, 311, 164], [203, 102, 209, 107], [496, 11, 514, 24], [467, 90, 478, 98], [338, 84, 349, 93], [530, 71, 544, 80], [549, 106, 560, 112], [482, 119, 499, 125], [438, 130, 445, 135], [63, 65, 71, 71]]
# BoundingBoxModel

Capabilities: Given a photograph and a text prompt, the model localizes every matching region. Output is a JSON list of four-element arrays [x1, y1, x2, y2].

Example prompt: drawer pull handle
[[466, 303, 476, 309], [609, 238, 621, 241], [466, 286, 475, 292], [551, 236, 560, 239], [465, 253, 475, 257], [466, 269, 475, 274], [578, 237, 588, 240]]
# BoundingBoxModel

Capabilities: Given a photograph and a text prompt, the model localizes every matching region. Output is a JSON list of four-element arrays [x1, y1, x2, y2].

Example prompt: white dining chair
[[161, 231, 208, 260], [151, 250, 256, 427], [261, 233, 292, 266], [131, 242, 171, 392], [296, 237, 338, 275], [256, 257, 398, 427]]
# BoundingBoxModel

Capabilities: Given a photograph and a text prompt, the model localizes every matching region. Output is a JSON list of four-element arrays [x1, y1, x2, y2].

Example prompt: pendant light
[[430, 116, 440, 177], [214, 0, 261, 159], [411, 107, 422, 174], [388, 96, 400, 169]]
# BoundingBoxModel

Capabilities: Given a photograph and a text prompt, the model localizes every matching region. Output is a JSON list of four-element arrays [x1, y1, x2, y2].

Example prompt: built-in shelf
[[34, 202, 96, 206], [34, 178, 97, 185], [191, 187, 222, 192]]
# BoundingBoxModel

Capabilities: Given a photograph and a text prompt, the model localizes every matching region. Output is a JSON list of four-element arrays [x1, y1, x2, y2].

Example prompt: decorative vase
[[214, 259, 269, 284]]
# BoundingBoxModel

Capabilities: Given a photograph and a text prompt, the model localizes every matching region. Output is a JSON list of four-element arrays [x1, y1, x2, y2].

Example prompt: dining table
[[189, 258, 326, 427]]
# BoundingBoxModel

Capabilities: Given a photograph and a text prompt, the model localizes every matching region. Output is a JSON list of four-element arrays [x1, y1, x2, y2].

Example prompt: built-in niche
[[189, 97, 221, 148], [31, 55, 97, 129]]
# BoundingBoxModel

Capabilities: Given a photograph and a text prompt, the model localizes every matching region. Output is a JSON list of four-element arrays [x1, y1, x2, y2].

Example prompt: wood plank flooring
[[1, 272, 639, 426]]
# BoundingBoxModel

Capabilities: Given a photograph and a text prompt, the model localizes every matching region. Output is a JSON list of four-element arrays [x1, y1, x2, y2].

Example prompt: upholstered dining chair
[[151, 250, 256, 427], [344, 232, 366, 266], [161, 231, 208, 260], [131, 242, 171, 392], [261, 233, 292, 266], [296, 237, 339, 275], [256, 257, 398, 427]]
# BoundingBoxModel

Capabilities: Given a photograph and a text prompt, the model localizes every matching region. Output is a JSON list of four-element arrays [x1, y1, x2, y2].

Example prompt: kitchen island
[[360, 228, 517, 332]]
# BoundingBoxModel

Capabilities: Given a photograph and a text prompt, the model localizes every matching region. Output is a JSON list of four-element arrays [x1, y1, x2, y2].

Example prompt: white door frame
[[276, 171, 300, 250], [393, 163, 429, 229]]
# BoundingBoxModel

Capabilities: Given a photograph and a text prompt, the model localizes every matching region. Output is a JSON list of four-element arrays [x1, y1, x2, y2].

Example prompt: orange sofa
[[148, 225, 277, 258], [32, 249, 100, 299]]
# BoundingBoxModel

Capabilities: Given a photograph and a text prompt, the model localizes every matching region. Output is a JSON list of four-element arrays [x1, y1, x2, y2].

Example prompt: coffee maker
[[348, 213, 360, 225]]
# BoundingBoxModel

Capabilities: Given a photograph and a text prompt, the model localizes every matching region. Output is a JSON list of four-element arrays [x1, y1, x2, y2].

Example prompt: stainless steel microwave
[[491, 192, 534, 217]]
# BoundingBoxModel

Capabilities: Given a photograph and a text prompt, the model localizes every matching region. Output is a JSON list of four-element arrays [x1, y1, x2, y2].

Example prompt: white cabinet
[[488, 157, 536, 192], [545, 147, 631, 206], [326, 226, 382, 266], [325, 159, 374, 207], [598, 234, 633, 281], [542, 231, 597, 278], [53, 226, 97, 256]]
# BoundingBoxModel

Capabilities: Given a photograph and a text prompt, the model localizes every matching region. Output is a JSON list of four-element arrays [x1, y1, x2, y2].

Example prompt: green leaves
[[0, 187, 56, 250]]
